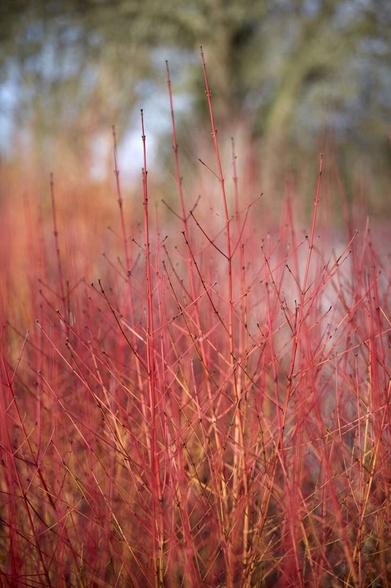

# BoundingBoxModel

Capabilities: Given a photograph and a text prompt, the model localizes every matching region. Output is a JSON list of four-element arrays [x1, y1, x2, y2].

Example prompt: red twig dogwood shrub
[[0, 50, 390, 587]]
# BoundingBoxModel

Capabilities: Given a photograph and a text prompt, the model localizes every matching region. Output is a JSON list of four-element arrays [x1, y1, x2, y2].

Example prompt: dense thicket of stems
[[0, 53, 390, 587]]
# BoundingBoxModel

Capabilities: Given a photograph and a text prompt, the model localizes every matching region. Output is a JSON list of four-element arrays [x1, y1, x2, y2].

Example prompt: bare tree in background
[[0, 0, 390, 199]]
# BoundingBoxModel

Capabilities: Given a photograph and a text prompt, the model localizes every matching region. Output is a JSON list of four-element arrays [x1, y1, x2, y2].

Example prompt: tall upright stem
[[141, 110, 163, 587], [200, 46, 247, 586]]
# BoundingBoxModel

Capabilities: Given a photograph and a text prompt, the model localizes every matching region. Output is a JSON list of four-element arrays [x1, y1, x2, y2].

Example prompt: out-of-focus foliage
[[0, 0, 390, 200]]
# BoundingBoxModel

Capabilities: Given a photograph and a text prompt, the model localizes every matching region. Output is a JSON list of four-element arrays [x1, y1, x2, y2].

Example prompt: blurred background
[[0, 0, 390, 213]]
